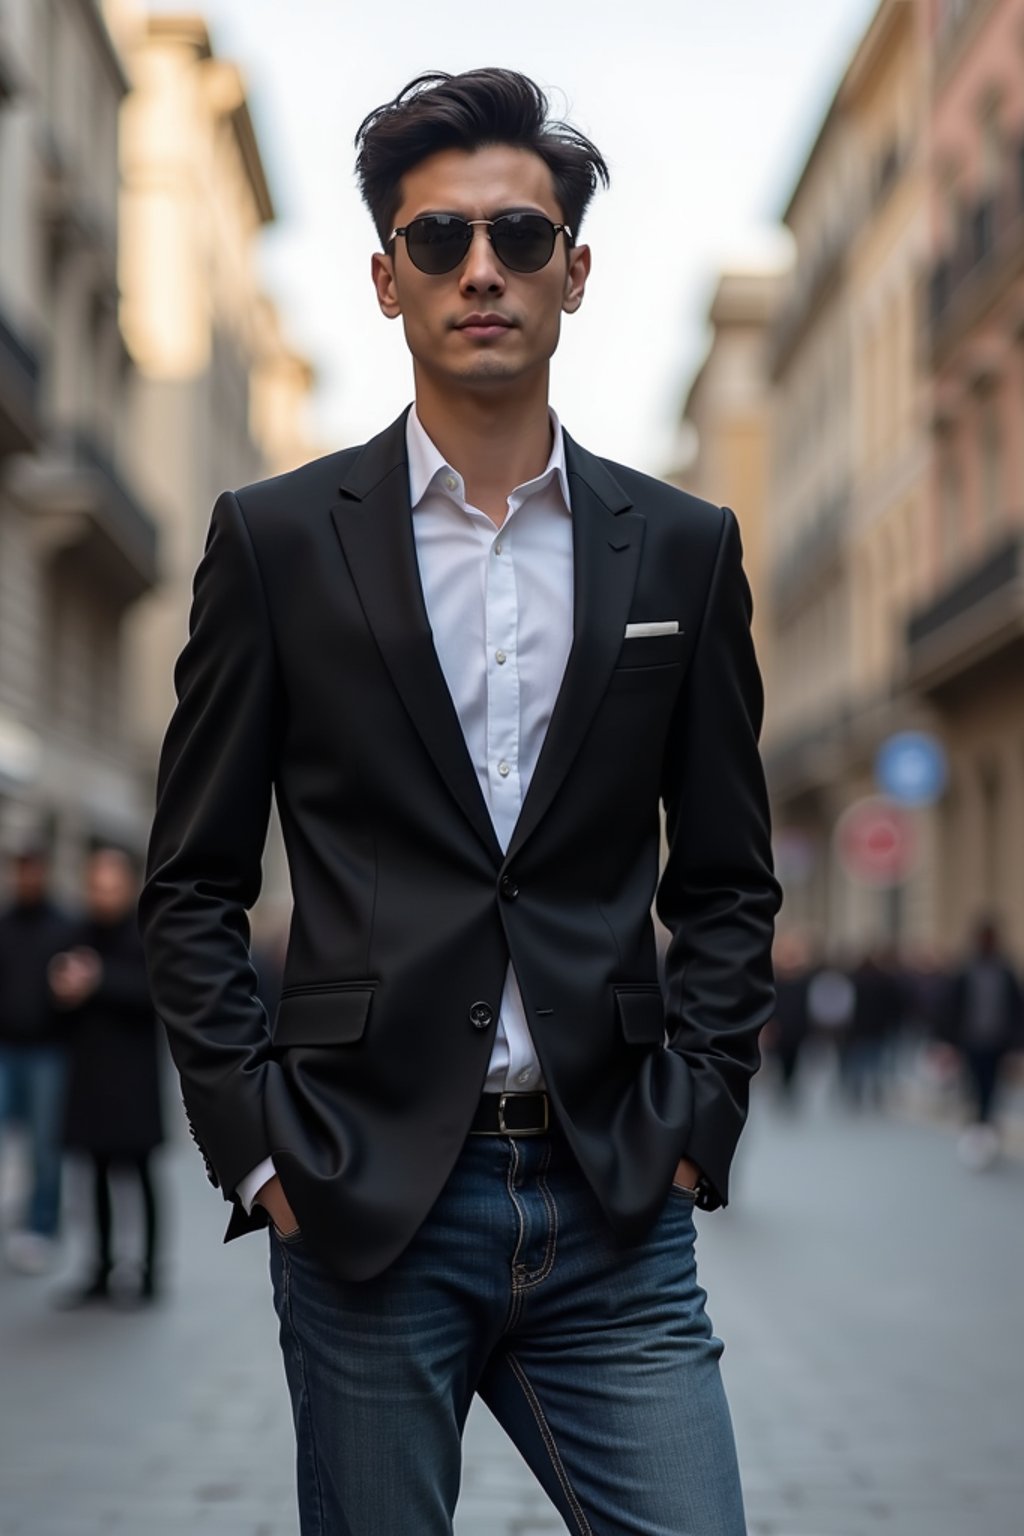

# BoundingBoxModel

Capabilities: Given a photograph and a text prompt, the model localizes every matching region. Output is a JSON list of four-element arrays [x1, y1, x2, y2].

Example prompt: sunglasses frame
[[388, 213, 574, 275]]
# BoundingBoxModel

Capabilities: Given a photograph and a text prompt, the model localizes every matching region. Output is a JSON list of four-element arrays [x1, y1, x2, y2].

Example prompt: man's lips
[[455, 314, 515, 338]]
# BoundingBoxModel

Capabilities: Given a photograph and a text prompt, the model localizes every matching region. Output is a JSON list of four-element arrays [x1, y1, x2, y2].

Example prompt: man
[[53, 847, 164, 1305], [942, 917, 1023, 1170], [0, 847, 76, 1273], [141, 69, 780, 1536]]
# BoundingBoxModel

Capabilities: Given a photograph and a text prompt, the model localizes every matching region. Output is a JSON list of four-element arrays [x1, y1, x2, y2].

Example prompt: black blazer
[[140, 410, 780, 1281]]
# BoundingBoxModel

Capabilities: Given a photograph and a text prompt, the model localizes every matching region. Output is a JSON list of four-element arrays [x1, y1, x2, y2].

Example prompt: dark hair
[[355, 68, 610, 246]]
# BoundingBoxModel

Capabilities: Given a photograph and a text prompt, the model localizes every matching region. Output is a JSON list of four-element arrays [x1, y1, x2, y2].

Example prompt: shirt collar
[[406, 405, 571, 514]]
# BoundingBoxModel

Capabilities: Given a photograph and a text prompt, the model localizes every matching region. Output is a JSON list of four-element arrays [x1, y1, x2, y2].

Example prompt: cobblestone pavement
[[1, 1055, 1022, 1536]]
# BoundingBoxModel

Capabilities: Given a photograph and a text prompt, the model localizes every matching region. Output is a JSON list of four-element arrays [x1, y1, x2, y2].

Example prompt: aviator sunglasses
[[388, 212, 573, 275]]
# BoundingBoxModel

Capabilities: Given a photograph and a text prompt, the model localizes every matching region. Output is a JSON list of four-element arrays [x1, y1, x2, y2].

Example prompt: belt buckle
[[497, 1091, 548, 1136]]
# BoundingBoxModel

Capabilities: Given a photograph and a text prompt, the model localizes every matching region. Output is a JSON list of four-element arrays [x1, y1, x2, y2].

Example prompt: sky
[[146, 0, 880, 473]]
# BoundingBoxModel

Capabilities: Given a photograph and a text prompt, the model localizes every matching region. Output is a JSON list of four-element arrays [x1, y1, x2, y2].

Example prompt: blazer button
[[469, 1001, 493, 1030], [499, 875, 519, 900]]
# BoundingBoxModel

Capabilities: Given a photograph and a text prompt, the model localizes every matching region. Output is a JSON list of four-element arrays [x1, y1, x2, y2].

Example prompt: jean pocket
[[669, 1181, 698, 1201], [272, 1223, 304, 1245]]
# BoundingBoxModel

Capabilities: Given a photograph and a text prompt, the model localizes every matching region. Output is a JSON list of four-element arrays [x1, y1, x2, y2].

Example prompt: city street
[[2, 1058, 1022, 1536]]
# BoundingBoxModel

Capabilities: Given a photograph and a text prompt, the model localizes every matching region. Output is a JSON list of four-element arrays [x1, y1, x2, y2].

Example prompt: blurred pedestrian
[[53, 847, 164, 1304], [842, 948, 905, 1111], [766, 930, 812, 1108], [140, 68, 779, 1536], [941, 917, 1023, 1170], [0, 847, 76, 1274]]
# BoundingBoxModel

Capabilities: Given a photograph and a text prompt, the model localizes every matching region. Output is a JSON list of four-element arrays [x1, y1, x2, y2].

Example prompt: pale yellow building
[[758, 0, 1024, 962], [0, 0, 159, 878], [112, 9, 316, 763], [831, 0, 937, 952], [761, 68, 862, 950], [107, 9, 316, 913], [674, 270, 786, 677], [907, 0, 1024, 959]]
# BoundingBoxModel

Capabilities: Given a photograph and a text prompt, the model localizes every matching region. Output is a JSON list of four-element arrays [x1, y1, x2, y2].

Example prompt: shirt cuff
[[236, 1156, 276, 1214]]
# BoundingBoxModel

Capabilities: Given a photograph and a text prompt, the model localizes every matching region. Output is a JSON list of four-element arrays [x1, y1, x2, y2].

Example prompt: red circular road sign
[[834, 795, 918, 888]]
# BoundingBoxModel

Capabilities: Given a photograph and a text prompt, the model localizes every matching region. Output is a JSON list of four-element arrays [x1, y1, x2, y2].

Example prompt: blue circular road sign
[[875, 731, 948, 806]]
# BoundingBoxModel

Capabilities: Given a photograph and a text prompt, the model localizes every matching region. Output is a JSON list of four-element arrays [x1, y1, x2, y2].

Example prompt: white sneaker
[[957, 1124, 1000, 1172], [4, 1230, 56, 1275]]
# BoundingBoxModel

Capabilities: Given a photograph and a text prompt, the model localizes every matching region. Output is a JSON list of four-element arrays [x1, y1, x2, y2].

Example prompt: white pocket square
[[623, 621, 680, 638]]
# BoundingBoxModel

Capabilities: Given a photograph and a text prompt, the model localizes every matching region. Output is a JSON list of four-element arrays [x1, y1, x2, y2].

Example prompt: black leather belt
[[470, 1091, 550, 1136]]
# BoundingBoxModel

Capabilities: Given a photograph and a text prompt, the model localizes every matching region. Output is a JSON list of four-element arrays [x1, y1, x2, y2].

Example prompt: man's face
[[11, 855, 47, 906], [372, 144, 590, 396], [85, 851, 137, 923]]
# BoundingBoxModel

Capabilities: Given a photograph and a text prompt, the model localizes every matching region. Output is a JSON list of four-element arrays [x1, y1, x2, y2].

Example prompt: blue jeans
[[0, 1045, 68, 1238], [270, 1126, 746, 1535]]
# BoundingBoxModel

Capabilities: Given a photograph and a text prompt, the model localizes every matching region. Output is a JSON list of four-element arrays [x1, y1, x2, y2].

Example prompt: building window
[[938, 0, 975, 46], [979, 97, 1004, 195], [940, 452, 962, 564], [979, 399, 1002, 533]]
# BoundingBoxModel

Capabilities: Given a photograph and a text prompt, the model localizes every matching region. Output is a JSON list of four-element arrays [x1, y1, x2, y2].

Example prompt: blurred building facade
[[678, 0, 1024, 960], [0, 1, 315, 903], [0, 0, 159, 881], [673, 270, 785, 675], [112, 10, 313, 777], [911, 0, 1024, 957]]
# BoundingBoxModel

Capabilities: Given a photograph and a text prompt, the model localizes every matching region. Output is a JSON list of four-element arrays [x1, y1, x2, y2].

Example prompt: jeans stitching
[[520, 1140, 558, 1289], [282, 1245, 326, 1536], [506, 1351, 593, 1536], [505, 1139, 527, 1332]]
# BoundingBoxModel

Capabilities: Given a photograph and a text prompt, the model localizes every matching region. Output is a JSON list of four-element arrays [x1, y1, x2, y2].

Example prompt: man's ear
[[371, 252, 402, 319], [562, 243, 591, 315]]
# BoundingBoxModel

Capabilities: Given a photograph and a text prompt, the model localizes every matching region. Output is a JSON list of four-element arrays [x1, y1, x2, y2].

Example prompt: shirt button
[[495, 649, 507, 665], [469, 1001, 493, 1030], [445, 474, 457, 491], [497, 760, 510, 778], [494, 540, 503, 554], [517, 1069, 532, 1086]]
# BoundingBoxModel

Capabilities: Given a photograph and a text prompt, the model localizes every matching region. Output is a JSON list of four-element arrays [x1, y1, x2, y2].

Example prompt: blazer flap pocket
[[273, 984, 376, 1048], [614, 985, 666, 1045]]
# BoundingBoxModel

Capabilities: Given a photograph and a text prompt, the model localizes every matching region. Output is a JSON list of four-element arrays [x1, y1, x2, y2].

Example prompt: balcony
[[906, 532, 1024, 692], [8, 430, 159, 604], [927, 140, 1024, 362], [0, 308, 42, 456]]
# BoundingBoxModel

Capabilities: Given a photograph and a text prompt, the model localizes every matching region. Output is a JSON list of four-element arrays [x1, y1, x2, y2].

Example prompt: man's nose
[[458, 226, 505, 293]]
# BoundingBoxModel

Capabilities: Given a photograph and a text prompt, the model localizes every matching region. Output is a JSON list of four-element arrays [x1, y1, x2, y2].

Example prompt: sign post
[[834, 795, 918, 889]]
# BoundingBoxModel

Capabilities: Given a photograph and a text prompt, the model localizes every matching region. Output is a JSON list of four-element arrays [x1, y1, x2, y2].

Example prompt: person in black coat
[[764, 930, 812, 1108], [843, 948, 906, 1111], [940, 917, 1024, 1169], [51, 847, 164, 1303], [0, 848, 77, 1271]]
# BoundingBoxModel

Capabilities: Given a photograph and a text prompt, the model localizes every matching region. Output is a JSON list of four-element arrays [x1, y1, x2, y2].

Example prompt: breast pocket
[[614, 632, 687, 670]]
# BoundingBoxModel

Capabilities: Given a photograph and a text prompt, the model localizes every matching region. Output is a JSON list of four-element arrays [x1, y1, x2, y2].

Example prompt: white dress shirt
[[238, 406, 574, 1213]]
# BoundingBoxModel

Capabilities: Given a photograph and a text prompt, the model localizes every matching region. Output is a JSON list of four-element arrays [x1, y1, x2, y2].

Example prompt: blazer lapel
[[506, 436, 645, 864], [330, 412, 503, 867]]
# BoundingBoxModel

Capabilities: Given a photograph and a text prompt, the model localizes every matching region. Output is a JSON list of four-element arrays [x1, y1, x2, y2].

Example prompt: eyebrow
[[405, 205, 551, 222]]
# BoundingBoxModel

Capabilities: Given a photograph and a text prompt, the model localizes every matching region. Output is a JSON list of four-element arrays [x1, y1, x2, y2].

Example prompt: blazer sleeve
[[139, 490, 282, 1199], [656, 506, 781, 1207]]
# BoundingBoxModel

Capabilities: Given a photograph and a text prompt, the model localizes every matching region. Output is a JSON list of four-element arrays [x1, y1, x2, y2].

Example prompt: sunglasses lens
[[404, 216, 472, 274], [492, 214, 557, 272]]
